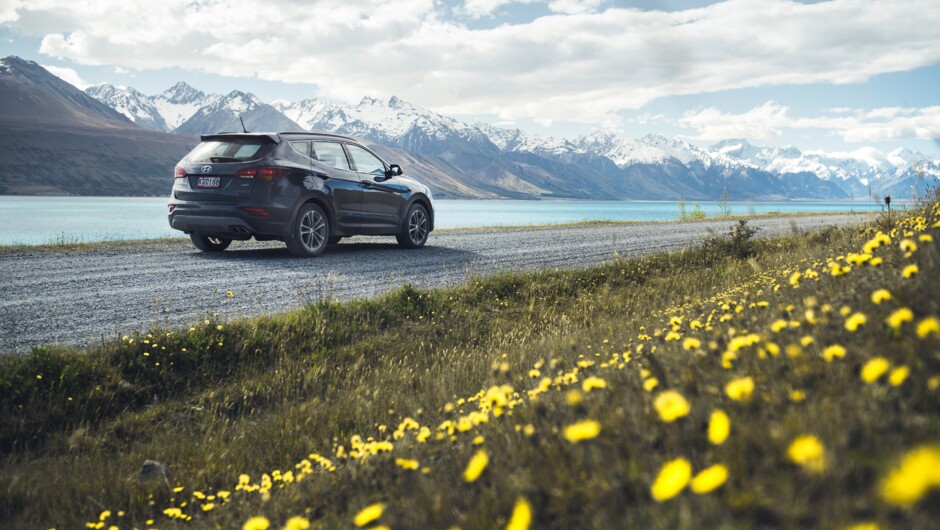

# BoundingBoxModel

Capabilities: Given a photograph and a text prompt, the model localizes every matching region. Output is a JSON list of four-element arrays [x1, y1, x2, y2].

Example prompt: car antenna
[[239, 115, 249, 133]]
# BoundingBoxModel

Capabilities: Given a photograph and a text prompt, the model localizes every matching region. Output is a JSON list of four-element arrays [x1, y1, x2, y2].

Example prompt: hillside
[[0, 57, 197, 196], [1, 203, 938, 529]]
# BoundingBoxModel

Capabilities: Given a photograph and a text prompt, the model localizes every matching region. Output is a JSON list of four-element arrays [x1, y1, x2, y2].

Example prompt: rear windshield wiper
[[209, 156, 241, 163]]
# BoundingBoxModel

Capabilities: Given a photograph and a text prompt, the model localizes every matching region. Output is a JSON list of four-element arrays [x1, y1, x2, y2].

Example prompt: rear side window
[[312, 142, 350, 170], [185, 138, 274, 163]]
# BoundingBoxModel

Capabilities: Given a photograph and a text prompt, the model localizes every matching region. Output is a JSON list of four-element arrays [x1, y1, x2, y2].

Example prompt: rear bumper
[[168, 203, 289, 240]]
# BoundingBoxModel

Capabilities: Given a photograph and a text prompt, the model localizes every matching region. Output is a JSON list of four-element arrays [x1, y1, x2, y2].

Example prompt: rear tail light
[[174, 166, 186, 178], [237, 167, 288, 182]]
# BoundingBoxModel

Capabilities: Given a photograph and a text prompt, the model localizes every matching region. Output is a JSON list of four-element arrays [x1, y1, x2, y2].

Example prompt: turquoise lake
[[0, 196, 891, 246]]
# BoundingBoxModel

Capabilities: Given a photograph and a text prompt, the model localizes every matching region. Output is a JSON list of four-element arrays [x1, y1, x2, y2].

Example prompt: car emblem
[[201, 165, 213, 174]]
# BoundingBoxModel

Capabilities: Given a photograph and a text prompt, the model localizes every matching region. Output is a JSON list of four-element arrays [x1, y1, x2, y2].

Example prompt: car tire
[[286, 203, 330, 257], [328, 236, 343, 245], [190, 234, 231, 252], [396, 203, 429, 249]]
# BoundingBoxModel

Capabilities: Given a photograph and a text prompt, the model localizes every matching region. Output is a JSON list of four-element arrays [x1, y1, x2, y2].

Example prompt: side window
[[346, 144, 386, 175], [289, 141, 309, 157], [312, 141, 350, 170]]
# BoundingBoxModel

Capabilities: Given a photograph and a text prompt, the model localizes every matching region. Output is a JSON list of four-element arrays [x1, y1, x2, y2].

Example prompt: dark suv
[[168, 132, 433, 257]]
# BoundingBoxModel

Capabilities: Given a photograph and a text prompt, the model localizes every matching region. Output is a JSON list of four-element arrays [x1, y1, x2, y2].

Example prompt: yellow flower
[[395, 458, 420, 470], [566, 390, 583, 406], [844, 313, 867, 332], [916, 317, 940, 338], [899, 239, 917, 255], [682, 337, 701, 351], [789, 389, 806, 402], [581, 376, 607, 392], [921, 234, 934, 242], [243, 516, 271, 530], [563, 420, 601, 443], [844, 523, 880, 530], [464, 450, 489, 482], [886, 308, 914, 330], [353, 503, 384, 527], [880, 445, 940, 507], [901, 264, 918, 278], [650, 458, 692, 501], [789, 271, 801, 286], [654, 391, 691, 422], [708, 410, 730, 445], [870, 289, 892, 304], [473, 435, 485, 445], [505, 497, 532, 530], [643, 377, 659, 392], [860, 357, 890, 383], [888, 365, 909, 386], [788, 435, 827, 473], [725, 376, 755, 401], [822, 344, 847, 362], [226, 291, 234, 297], [282, 516, 310, 530], [690, 464, 729, 494]]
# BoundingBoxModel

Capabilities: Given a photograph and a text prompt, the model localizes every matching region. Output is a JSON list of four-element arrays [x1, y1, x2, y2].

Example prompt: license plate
[[197, 176, 221, 188]]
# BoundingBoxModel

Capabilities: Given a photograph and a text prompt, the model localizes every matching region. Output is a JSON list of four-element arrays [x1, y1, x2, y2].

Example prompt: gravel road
[[0, 214, 872, 353]]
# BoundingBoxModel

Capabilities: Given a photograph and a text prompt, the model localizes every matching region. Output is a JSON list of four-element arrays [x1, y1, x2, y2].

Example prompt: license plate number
[[197, 177, 221, 188]]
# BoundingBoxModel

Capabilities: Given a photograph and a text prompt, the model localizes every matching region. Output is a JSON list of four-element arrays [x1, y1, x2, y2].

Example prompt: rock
[[139, 460, 170, 483]]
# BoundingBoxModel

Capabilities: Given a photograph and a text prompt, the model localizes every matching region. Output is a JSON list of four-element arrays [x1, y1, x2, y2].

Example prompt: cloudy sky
[[2, 0, 939, 154]]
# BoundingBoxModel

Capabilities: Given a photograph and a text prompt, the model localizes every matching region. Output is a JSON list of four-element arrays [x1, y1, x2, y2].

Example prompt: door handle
[[361, 180, 375, 188]]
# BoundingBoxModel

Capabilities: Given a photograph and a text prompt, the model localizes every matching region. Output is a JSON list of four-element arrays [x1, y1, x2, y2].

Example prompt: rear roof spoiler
[[200, 133, 280, 143]]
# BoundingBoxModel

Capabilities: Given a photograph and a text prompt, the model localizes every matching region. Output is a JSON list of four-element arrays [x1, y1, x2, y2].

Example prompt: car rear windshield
[[185, 138, 275, 163]]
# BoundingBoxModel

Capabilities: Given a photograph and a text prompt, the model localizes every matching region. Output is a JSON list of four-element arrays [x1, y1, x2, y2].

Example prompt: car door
[[311, 140, 362, 232], [346, 143, 406, 231]]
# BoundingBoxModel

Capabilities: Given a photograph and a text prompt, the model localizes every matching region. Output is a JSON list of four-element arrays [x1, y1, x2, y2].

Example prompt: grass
[[0, 205, 938, 530]]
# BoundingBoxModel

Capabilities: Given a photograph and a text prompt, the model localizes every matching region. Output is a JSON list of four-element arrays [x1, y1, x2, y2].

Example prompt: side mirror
[[387, 164, 403, 177]]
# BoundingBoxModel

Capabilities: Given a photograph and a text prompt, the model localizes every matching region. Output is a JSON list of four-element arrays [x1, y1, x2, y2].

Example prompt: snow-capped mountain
[[86, 84, 169, 131], [151, 82, 219, 130], [73, 70, 939, 200], [175, 91, 302, 135]]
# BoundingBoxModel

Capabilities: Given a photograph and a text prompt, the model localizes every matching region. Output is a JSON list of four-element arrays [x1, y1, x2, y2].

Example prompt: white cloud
[[5, 0, 940, 128], [678, 101, 940, 142], [547, 0, 602, 15], [42, 64, 89, 89], [461, 0, 538, 18]]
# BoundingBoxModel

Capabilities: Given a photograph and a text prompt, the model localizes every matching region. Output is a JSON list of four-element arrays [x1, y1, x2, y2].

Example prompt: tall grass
[[1, 205, 938, 530]]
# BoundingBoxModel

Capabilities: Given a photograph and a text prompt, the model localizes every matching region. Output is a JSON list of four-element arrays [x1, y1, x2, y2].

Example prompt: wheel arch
[[403, 194, 434, 232], [290, 192, 337, 236]]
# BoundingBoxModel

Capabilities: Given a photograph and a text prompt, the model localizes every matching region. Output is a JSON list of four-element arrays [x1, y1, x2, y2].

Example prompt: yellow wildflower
[[725, 376, 755, 401], [243, 516, 271, 530], [789, 389, 806, 402], [581, 376, 607, 392], [395, 458, 420, 470], [353, 503, 384, 527], [886, 308, 914, 330], [899, 239, 917, 256], [282, 516, 310, 530], [870, 289, 892, 304], [788, 435, 827, 473], [505, 497, 532, 530], [822, 344, 846, 362], [789, 271, 801, 287], [566, 390, 583, 406], [690, 463, 729, 494], [708, 410, 730, 445], [563, 420, 602, 443], [654, 390, 691, 422], [902, 264, 918, 278], [860, 357, 890, 383], [916, 317, 940, 338], [844, 313, 867, 332], [643, 377, 659, 392], [844, 523, 880, 530], [473, 435, 485, 445], [682, 337, 702, 351], [880, 445, 940, 507], [888, 365, 909, 386], [650, 457, 692, 502], [464, 450, 489, 482]]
